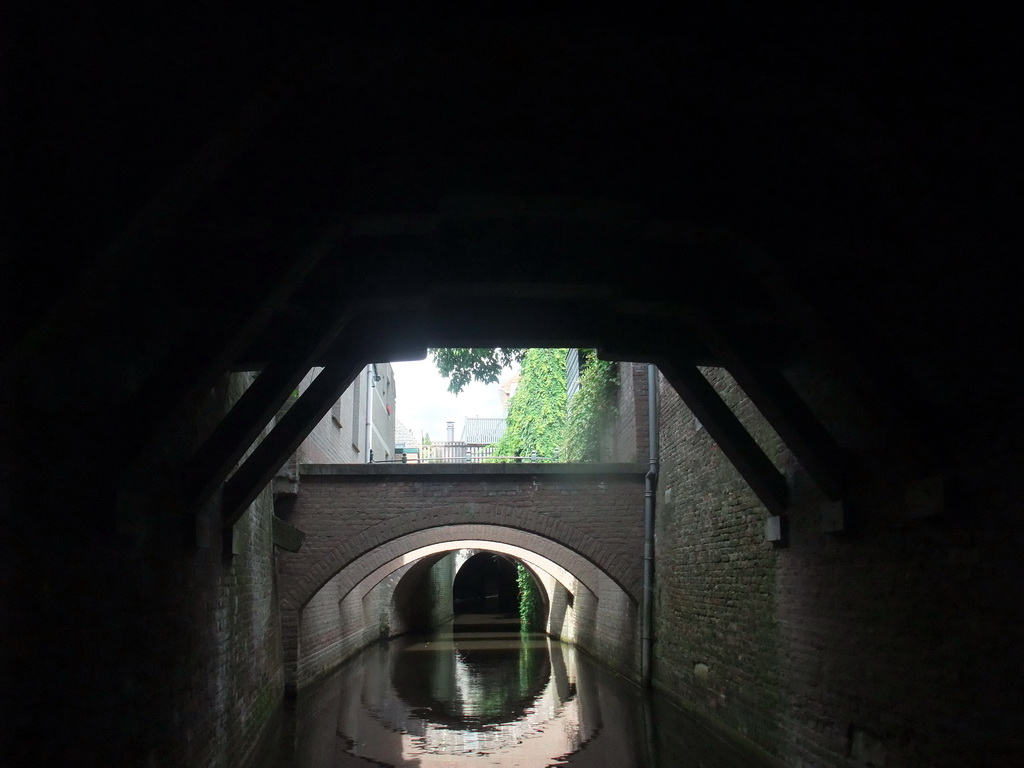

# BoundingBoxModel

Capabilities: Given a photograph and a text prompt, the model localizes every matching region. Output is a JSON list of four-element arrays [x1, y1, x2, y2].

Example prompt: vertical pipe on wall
[[364, 364, 375, 463], [641, 363, 659, 686]]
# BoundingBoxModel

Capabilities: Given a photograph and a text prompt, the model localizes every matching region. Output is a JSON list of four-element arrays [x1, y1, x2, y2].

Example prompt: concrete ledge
[[299, 462, 647, 478]]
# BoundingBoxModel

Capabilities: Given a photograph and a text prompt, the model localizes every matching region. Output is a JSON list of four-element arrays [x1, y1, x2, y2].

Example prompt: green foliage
[[432, 346, 618, 463], [563, 354, 619, 462], [429, 348, 527, 394], [492, 348, 567, 459], [516, 562, 545, 631]]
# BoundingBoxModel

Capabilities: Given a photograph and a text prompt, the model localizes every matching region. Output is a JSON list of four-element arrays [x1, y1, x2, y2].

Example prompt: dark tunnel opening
[[453, 552, 520, 616]]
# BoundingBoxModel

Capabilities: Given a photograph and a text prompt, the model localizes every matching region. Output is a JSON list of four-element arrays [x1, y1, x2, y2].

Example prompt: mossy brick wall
[[1, 372, 284, 768], [160, 373, 286, 768], [654, 367, 787, 757], [654, 366, 1024, 767]]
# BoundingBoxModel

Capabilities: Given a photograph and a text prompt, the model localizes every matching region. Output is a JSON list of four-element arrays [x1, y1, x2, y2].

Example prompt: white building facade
[[283, 362, 397, 468]]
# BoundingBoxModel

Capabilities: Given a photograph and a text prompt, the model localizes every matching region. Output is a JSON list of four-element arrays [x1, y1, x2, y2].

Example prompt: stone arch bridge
[[276, 463, 646, 687]]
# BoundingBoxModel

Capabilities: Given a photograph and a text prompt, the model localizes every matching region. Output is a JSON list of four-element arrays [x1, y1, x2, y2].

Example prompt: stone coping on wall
[[299, 463, 647, 477]]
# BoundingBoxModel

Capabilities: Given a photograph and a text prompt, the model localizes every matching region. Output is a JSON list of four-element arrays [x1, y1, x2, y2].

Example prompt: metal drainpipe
[[365, 364, 375, 463], [641, 363, 659, 687]]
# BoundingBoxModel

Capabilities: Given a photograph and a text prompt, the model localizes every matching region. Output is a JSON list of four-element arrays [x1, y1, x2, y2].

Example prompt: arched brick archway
[[331, 534, 604, 609], [277, 467, 646, 612], [286, 527, 641, 690], [287, 522, 628, 612], [380, 543, 571, 635], [447, 543, 578, 599]]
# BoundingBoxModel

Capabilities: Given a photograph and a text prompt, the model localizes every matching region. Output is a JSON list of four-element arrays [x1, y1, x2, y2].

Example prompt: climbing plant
[[563, 353, 619, 462], [516, 562, 545, 631], [431, 347, 620, 463], [491, 348, 567, 459]]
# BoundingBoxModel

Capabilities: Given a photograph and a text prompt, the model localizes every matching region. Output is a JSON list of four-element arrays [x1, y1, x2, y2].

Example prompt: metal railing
[[374, 446, 560, 464]]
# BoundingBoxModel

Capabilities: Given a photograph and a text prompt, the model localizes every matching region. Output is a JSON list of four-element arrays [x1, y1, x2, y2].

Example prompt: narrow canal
[[261, 615, 772, 767]]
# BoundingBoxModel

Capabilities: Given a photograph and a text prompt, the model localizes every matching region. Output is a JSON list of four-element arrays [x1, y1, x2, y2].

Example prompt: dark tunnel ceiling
[[5, 5, 1017, 377]]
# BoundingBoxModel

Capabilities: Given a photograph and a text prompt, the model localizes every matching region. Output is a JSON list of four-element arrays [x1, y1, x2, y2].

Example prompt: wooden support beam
[[689, 304, 851, 500], [181, 312, 353, 513], [723, 357, 849, 500], [219, 314, 429, 527], [745, 254, 939, 479], [658, 361, 789, 515], [220, 351, 369, 528], [117, 244, 328, 474]]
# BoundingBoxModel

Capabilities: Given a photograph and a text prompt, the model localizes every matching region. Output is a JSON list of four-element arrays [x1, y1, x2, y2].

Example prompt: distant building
[[394, 419, 421, 463], [499, 372, 520, 411], [275, 363, 397, 493], [461, 417, 506, 460], [421, 416, 507, 463]]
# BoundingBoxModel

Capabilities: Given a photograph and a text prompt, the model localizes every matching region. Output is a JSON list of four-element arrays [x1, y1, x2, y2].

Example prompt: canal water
[[262, 616, 771, 767]]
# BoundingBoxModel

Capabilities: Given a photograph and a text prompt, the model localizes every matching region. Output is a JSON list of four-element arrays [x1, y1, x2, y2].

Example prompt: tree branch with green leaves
[[428, 348, 526, 394]]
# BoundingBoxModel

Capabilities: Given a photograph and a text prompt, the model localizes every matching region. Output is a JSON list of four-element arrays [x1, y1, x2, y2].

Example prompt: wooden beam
[[117, 243, 328, 475], [220, 351, 369, 527], [658, 361, 789, 515], [219, 313, 430, 527], [747, 255, 939, 479], [690, 305, 851, 500], [181, 311, 353, 513], [724, 358, 849, 500]]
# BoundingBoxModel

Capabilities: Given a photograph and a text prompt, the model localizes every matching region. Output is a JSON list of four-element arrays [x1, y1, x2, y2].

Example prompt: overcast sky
[[388, 355, 517, 443]]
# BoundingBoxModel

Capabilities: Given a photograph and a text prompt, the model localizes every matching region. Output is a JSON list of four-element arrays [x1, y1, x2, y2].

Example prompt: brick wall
[[574, 578, 642, 675], [391, 551, 455, 633], [653, 366, 1024, 766], [1, 371, 284, 768], [298, 363, 396, 466], [654, 367, 787, 755], [165, 373, 286, 768]]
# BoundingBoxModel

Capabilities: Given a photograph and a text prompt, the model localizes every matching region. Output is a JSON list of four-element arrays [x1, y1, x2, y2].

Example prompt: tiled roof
[[394, 420, 418, 447], [460, 417, 506, 445]]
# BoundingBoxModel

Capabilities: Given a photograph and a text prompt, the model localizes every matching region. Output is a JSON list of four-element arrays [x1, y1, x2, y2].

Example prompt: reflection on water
[[362, 628, 589, 765], [265, 618, 773, 767]]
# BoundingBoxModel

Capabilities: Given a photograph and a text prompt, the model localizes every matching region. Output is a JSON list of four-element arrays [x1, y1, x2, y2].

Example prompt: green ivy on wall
[[431, 347, 620, 463], [492, 348, 568, 460], [517, 562, 545, 631], [563, 353, 619, 462]]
